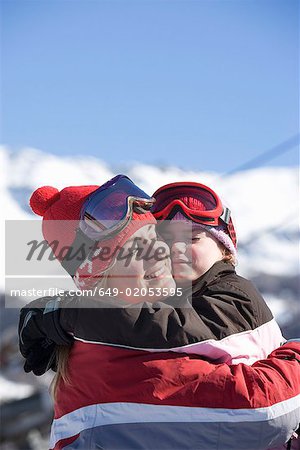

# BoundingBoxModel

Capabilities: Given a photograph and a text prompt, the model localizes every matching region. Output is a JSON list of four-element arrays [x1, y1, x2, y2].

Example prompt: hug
[[19, 175, 300, 450]]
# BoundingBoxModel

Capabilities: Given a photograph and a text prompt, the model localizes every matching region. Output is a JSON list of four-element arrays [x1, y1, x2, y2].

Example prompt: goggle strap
[[61, 228, 96, 277], [220, 207, 231, 225]]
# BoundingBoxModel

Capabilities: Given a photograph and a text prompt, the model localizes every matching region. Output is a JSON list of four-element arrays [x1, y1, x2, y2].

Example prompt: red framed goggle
[[151, 181, 236, 246], [152, 182, 230, 225]]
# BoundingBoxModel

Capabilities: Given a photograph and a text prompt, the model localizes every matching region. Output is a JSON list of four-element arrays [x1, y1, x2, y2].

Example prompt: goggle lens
[[153, 186, 217, 213], [80, 175, 154, 240]]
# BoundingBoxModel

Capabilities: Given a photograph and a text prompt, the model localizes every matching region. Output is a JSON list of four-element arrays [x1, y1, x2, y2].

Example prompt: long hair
[[50, 345, 72, 400], [50, 274, 109, 400]]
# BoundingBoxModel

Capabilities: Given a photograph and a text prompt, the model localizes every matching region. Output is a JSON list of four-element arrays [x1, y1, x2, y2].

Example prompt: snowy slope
[[1, 146, 299, 316], [0, 374, 34, 403]]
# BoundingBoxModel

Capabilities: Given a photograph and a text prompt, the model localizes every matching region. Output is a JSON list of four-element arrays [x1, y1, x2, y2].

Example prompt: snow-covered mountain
[[1, 145, 299, 325]]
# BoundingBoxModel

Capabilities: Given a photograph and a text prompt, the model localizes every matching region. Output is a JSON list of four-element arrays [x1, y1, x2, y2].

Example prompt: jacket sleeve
[[20, 289, 282, 351], [59, 294, 216, 348], [175, 340, 300, 449], [60, 292, 284, 364], [18, 285, 284, 372], [224, 341, 300, 449], [18, 292, 199, 375], [18, 291, 207, 347], [58, 264, 283, 354]]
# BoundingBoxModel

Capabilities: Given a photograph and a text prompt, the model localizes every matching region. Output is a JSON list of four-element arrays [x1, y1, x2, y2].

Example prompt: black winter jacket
[[19, 261, 284, 374]]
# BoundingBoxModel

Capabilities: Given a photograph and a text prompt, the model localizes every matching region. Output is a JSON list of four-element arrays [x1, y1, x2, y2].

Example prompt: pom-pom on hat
[[30, 186, 60, 216], [29, 184, 156, 290]]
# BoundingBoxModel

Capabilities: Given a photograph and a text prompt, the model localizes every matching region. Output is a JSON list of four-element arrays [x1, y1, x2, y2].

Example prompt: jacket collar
[[166, 261, 235, 305], [191, 261, 235, 294]]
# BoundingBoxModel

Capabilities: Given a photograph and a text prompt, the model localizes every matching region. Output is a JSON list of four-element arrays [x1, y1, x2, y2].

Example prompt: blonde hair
[[51, 275, 109, 400], [50, 345, 72, 400], [222, 247, 237, 266]]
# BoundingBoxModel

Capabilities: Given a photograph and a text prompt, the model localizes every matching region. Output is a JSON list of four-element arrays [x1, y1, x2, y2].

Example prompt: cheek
[[110, 259, 145, 280], [190, 245, 204, 262], [120, 260, 145, 279], [191, 242, 223, 267], [110, 264, 145, 290], [190, 244, 213, 268]]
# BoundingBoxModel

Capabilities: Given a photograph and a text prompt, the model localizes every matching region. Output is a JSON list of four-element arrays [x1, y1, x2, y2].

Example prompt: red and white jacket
[[51, 340, 300, 450]]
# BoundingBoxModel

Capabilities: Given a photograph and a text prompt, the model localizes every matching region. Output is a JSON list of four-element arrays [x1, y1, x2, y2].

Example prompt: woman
[[19, 176, 300, 449]]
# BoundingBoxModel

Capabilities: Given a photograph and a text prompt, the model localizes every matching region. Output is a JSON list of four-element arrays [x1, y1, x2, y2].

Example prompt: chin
[[173, 268, 193, 279], [173, 272, 195, 285], [160, 278, 176, 289]]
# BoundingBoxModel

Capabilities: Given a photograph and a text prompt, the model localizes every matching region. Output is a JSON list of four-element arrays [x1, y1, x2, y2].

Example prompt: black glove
[[18, 296, 73, 376], [23, 339, 57, 376]]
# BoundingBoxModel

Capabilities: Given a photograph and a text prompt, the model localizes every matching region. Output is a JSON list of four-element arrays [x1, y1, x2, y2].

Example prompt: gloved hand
[[23, 339, 57, 376], [18, 296, 73, 375]]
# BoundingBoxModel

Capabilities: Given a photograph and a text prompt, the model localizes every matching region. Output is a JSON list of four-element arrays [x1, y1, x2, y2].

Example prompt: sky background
[[1, 0, 299, 172]]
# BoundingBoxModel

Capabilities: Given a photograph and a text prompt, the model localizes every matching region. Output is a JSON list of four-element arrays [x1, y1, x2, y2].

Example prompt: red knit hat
[[30, 184, 156, 289]]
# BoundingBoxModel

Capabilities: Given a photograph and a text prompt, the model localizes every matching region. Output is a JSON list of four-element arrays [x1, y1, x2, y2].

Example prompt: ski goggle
[[152, 182, 231, 226], [79, 174, 155, 241], [151, 181, 237, 248], [61, 175, 155, 277]]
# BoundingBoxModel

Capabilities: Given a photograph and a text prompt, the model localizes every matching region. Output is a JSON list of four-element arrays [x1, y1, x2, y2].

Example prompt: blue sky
[[1, 0, 299, 172]]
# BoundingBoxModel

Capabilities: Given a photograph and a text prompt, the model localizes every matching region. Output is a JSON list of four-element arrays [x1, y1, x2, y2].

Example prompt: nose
[[171, 241, 187, 258], [142, 238, 170, 269], [149, 239, 170, 260]]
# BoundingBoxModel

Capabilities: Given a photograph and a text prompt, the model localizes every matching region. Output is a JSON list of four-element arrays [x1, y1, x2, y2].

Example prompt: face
[[159, 221, 224, 285], [107, 225, 176, 303]]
